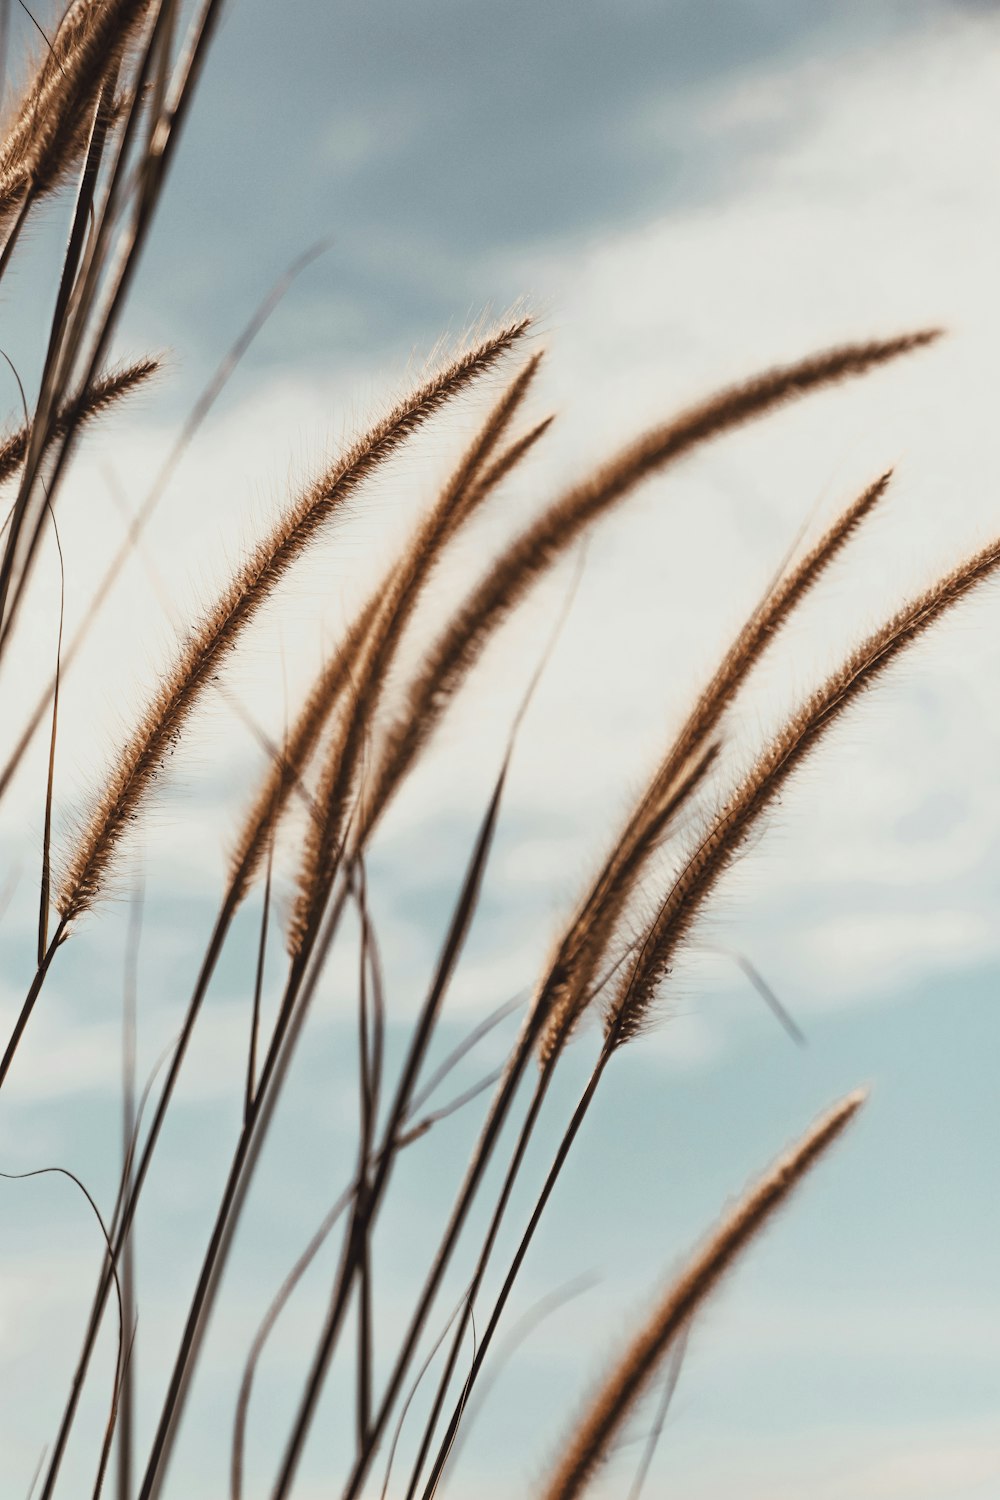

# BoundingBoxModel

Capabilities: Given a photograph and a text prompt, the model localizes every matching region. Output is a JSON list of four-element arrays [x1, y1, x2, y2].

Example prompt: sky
[[1, 0, 1000, 1497]]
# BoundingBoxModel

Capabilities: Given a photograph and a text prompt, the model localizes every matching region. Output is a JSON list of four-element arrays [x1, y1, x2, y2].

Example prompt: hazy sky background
[[1, 1, 1000, 1496]]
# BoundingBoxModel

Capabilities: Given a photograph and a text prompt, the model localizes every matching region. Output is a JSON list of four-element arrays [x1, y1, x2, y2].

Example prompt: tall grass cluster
[[0, 3, 988, 1497]]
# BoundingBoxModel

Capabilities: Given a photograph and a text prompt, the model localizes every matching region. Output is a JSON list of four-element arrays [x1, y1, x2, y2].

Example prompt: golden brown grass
[[0, 6, 987, 1497], [288, 351, 545, 958], [0, 0, 153, 229], [357, 336, 935, 847], [604, 530, 1000, 1047], [54, 317, 530, 929], [540, 1090, 865, 1500], [0, 356, 158, 487], [537, 469, 893, 1063]]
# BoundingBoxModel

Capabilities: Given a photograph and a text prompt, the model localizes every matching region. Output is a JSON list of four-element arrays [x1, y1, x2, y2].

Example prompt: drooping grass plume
[[54, 316, 531, 928], [536, 469, 893, 1062], [358, 334, 936, 845], [539, 1089, 865, 1500], [0, 0, 154, 231], [0, 356, 158, 486], [0, 247, 321, 806], [289, 351, 545, 958], [605, 531, 1000, 1046], [228, 595, 382, 907]]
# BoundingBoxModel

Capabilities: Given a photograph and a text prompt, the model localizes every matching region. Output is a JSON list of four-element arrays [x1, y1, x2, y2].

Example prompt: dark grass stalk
[[539, 1090, 864, 1500], [36, 500, 65, 964], [345, 746, 711, 1499], [439, 1275, 601, 1484], [312, 552, 591, 1497], [0, 1164, 125, 1490], [0, 248, 322, 806], [0, 0, 225, 654], [726, 949, 806, 1046], [379, 1286, 476, 1500], [35, 887, 245, 1500], [267, 753, 515, 1500], [129, 862, 358, 1500], [230, 1185, 356, 1500], [404, 994, 525, 1122], [0, 926, 68, 1093], [354, 859, 380, 1451], [408, 1032, 613, 1500], [338, 995, 562, 1499], [244, 841, 273, 1123], [0, 12, 140, 623], [24, 1447, 47, 1500], [395, 1067, 505, 1149], [93, 1325, 138, 1500], [116, 884, 143, 1500], [137, 629, 556, 1497], [229, 895, 444, 1500], [40, 64, 123, 387]]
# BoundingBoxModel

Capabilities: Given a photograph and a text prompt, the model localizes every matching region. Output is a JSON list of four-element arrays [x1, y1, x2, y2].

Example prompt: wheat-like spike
[[0, 357, 159, 485], [460, 413, 555, 521], [540, 1089, 865, 1500], [362, 333, 938, 844], [55, 317, 531, 925], [0, 0, 153, 229], [605, 531, 1000, 1046], [536, 741, 719, 1068], [288, 352, 544, 958], [535, 470, 893, 1062], [228, 595, 383, 908]]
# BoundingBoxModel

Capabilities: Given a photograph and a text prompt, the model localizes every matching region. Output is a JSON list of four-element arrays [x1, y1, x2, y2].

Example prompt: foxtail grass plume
[[0, 0, 154, 230], [0, 358, 159, 486], [540, 1089, 865, 1500], [289, 352, 545, 958], [536, 469, 893, 1063], [55, 317, 531, 928], [361, 335, 937, 845], [606, 530, 1000, 1047]]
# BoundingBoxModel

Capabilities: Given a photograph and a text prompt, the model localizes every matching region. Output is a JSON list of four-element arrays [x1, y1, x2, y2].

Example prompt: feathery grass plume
[[0, 0, 154, 231], [228, 594, 383, 906], [288, 353, 545, 958], [229, 371, 549, 947], [359, 333, 938, 844], [54, 316, 531, 927], [0, 357, 158, 486], [536, 741, 719, 1068], [605, 531, 1000, 1047], [536, 469, 893, 1062], [540, 1089, 865, 1500]]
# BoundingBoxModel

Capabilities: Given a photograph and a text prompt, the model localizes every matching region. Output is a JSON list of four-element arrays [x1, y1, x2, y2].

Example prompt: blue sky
[[1, 0, 1000, 1496]]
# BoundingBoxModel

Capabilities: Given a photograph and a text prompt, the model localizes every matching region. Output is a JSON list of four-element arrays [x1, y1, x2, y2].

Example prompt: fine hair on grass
[[0, 6, 988, 1500]]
